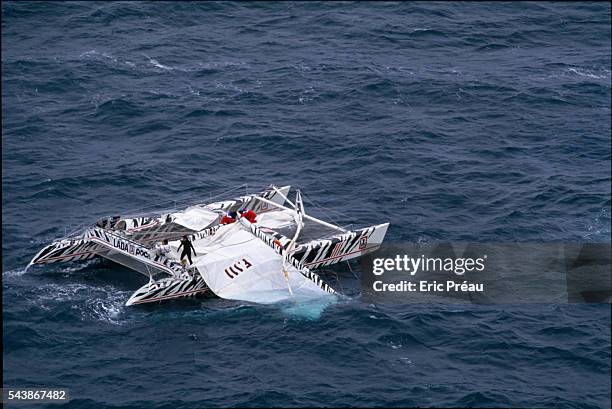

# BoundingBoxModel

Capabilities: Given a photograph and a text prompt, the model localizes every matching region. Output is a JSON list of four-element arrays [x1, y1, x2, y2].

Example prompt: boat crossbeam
[[252, 195, 348, 233]]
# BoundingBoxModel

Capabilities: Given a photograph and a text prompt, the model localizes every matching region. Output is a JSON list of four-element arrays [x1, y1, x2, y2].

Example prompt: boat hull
[[125, 274, 211, 306]]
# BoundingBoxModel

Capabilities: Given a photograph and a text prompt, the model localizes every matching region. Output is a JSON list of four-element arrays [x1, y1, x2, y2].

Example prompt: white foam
[[3, 268, 27, 278], [567, 67, 609, 80], [32, 282, 129, 325], [148, 57, 174, 70], [36, 283, 91, 302], [389, 340, 403, 349], [55, 258, 99, 273], [80, 49, 117, 63], [280, 296, 336, 320], [584, 208, 611, 240], [80, 49, 98, 58], [298, 86, 316, 104], [214, 81, 244, 93], [83, 295, 126, 325]]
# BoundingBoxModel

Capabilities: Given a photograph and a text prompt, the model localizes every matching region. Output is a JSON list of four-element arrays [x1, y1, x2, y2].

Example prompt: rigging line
[[346, 260, 359, 280], [64, 183, 267, 239], [300, 223, 355, 242], [304, 196, 351, 222], [61, 186, 295, 241], [301, 193, 351, 226], [117, 183, 252, 219], [166, 183, 248, 208], [303, 192, 351, 219]]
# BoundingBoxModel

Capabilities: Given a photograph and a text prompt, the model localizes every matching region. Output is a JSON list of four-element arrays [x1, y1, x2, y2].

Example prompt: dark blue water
[[2, 2, 611, 408]]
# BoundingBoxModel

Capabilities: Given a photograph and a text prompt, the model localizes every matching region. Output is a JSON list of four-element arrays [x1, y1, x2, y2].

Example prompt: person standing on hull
[[178, 235, 197, 265], [155, 239, 171, 258]]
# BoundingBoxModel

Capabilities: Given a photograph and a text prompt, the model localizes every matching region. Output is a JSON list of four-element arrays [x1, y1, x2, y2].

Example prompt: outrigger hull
[[126, 274, 211, 306]]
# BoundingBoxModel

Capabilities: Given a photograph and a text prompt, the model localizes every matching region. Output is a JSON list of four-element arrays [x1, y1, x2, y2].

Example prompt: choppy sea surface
[[2, 2, 611, 408]]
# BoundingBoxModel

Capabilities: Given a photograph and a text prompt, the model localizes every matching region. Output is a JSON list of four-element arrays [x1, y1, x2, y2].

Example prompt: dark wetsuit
[[178, 238, 196, 265]]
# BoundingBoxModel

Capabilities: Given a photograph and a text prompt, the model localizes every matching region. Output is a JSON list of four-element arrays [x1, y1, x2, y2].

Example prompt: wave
[[81, 291, 128, 325], [92, 97, 143, 118], [3, 268, 28, 278], [80, 49, 118, 63], [408, 28, 448, 37], [20, 281, 131, 325], [147, 56, 174, 71], [566, 67, 610, 80]]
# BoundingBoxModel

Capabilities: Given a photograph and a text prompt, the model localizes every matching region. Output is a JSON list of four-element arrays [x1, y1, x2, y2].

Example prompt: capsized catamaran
[[29, 185, 389, 306]]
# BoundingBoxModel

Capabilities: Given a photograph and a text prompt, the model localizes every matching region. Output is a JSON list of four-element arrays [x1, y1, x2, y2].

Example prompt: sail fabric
[[257, 209, 296, 230], [171, 206, 219, 231], [192, 223, 335, 303]]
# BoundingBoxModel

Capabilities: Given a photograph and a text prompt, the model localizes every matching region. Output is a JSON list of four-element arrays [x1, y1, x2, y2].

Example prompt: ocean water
[[2, 1, 611, 408]]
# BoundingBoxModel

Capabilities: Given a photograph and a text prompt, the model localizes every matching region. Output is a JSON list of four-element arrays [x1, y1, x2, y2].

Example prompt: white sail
[[256, 209, 296, 230], [171, 206, 219, 231], [192, 223, 335, 304]]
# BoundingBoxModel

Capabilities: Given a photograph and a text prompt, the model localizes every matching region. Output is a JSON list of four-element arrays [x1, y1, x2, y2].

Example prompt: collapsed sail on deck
[[192, 222, 336, 303]]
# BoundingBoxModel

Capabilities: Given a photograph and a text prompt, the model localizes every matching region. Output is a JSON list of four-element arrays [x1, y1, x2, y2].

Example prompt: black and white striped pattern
[[291, 224, 385, 269], [30, 239, 102, 265], [84, 228, 185, 277], [125, 274, 210, 306], [204, 186, 287, 214], [187, 225, 222, 242], [122, 219, 186, 245], [115, 186, 287, 244]]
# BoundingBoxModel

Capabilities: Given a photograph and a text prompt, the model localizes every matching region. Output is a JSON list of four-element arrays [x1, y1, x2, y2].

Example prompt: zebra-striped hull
[[29, 239, 102, 266], [125, 275, 211, 306], [264, 223, 389, 270], [296, 223, 389, 269]]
